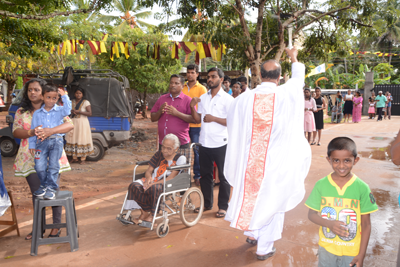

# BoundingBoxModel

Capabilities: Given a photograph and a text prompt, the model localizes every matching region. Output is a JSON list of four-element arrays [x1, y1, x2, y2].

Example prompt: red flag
[[132, 42, 138, 50], [203, 42, 211, 58], [195, 51, 199, 65], [87, 41, 98, 55], [95, 41, 101, 54]]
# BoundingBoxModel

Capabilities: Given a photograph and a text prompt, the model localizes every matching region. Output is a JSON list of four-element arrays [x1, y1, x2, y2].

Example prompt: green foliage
[[96, 29, 182, 97]]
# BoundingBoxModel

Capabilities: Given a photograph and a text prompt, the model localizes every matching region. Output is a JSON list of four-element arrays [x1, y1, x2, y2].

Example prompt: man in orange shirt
[[182, 64, 207, 186]]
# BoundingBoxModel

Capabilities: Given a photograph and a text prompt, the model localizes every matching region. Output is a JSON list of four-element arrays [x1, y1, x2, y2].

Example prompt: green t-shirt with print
[[305, 174, 378, 257]]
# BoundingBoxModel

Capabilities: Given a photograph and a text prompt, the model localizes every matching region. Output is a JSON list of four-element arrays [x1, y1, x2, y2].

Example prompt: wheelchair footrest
[[138, 221, 152, 229]]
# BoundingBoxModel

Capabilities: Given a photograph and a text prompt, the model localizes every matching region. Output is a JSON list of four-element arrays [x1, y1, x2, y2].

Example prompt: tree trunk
[[5, 75, 16, 109], [142, 90, 147, 118], [249, 60, 261, 88]]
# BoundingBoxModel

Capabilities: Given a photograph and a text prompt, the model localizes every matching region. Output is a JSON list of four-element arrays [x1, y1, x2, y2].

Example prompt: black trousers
[[377, 107, 383, 121], [199, 145, 230, 210]]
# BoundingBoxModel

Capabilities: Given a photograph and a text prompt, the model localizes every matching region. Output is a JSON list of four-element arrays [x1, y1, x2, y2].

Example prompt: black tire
[[156, 223, 169, 238], [0, 137, 18, 157], [86, 140, 105, 161]]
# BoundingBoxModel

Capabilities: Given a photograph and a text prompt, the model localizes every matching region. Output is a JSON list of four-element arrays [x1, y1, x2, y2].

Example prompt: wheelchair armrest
[[167, 164, 191, 171], [136, 160, 150, 166]]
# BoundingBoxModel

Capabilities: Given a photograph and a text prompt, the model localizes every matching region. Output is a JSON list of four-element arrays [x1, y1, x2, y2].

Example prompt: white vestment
[[224, 62, 311, 231]]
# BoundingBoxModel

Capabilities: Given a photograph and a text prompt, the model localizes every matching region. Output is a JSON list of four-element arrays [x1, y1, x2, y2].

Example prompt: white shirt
[[198, 88, 234, 148]]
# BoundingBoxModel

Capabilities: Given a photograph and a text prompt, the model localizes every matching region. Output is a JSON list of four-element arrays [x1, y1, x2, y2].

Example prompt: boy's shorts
[[318, 246, 354, 267]]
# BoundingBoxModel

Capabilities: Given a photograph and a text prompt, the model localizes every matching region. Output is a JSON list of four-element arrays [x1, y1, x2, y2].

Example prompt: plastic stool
[[30, 191, 79, 256]]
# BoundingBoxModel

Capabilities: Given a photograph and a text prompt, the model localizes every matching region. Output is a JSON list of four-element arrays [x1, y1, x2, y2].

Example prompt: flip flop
[[25, 232, 33, 240], [246, 237, 257, 245], [257, 247, 276, 261], [216, 211, 226, 218], [317, 143, 321, 146], [310, 142, 316, 145]]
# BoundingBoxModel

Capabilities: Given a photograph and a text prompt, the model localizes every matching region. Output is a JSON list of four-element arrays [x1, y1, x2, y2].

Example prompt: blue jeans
[[189, 127, 201, 179], [34, 137, 64, 191]]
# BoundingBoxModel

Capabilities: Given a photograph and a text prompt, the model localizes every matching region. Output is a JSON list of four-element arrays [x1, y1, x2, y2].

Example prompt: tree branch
[[261, 44, 279, 60], [0, 0, 100, 20], [0, 0, 16, 6], [292, 6, 353, 34]]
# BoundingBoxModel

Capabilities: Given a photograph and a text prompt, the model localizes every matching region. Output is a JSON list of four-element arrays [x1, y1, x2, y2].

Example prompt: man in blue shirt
[[29, 85, 71, 200], [374, 91, 387, 121]]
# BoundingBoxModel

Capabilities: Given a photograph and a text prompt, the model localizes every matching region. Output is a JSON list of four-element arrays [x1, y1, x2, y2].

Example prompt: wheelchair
[[116, 143, 204, 238]]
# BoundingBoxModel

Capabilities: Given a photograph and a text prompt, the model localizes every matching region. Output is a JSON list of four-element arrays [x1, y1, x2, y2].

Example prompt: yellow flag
[[184, 42, 197, 52], [210, 44, 217, 61], [50, 45, 54, 54], [124, 43, 130, 59], [114, 42, 120, 58], [100, 41, 107, 54], [61, 42, 67, 55], [197, 42, 206, 59], [119, 42, 125, 54], [65, 41, 72, 55]]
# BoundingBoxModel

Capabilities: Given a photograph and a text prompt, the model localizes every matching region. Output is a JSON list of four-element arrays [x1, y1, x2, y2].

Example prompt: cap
[[378, 91, 383, 94]]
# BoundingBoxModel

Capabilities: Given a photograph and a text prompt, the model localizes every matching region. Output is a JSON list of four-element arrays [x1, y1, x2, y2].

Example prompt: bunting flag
[[180, 42, 196, 54], [153, 43, 160, 59], [49, 38, 229, 62], [87, 41, 99, 55], [203, 42, 211, 58], [195, 51, 199, 65], [171, 42, 179, 59], [216, 44, 226, 61], [123, 42, 130, 59], [197, 42, 206, 60]]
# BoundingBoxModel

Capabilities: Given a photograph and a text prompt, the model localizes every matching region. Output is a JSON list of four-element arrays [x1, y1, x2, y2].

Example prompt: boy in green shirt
[[305, 137, 378, 267]]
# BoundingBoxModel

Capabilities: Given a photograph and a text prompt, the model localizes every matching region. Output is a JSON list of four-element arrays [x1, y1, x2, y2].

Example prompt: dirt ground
[[0, 114, 399, 266], [1, 113, 158, 220]]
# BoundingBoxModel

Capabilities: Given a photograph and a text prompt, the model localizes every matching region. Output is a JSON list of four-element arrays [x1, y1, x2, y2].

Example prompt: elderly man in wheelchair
[[117, 133, 204, 237]]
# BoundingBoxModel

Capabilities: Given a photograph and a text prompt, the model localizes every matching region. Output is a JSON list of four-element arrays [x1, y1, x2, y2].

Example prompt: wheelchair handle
[[167, 164, 191, 171], [136, 160, 150, 166]]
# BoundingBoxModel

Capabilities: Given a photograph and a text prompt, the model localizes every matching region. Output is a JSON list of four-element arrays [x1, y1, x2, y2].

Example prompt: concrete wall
[[363, 72, 374, 115]]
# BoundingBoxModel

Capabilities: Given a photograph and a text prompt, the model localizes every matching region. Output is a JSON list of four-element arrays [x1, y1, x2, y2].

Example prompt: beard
[[207, 81, 220, 89]]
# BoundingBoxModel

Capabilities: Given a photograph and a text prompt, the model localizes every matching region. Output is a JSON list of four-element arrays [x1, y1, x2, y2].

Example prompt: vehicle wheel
[[86, 140, 105, 161], [156, 223, 169, 238], [180, 187, 204, 227], [0, 137, 18, 157]]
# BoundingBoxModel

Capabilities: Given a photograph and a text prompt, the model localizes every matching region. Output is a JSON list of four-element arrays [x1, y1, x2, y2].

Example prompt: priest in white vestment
[[224, 48, 311, 260]]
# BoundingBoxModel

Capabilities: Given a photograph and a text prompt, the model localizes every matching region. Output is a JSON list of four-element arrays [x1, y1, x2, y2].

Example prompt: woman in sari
[[352, 91, 363, 123]]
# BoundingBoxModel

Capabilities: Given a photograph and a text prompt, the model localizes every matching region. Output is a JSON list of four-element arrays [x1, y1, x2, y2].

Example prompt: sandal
[[194, 207, 212, 213], [216, 211, 226, 218], [48, 229, 61, 238], [317, 143, 321, 146], [310, 142, 316, 145], [246, 237, 257, 245], [25, 232, 33, 240]]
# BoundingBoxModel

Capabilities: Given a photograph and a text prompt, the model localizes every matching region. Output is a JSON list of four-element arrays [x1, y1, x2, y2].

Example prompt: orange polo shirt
[[182, 81, 207, 128]]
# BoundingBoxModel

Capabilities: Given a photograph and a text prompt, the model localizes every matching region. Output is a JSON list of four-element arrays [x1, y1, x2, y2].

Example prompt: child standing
[[304, 88, 317, 144], [368, 97, 375, 119], [305, 137, 378, 267], [29, 84, 72, 200]]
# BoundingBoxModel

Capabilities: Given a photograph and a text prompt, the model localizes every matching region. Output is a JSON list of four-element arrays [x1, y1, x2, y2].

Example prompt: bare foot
[[133, 210, 150, 224], [80, 160, 86, 165]]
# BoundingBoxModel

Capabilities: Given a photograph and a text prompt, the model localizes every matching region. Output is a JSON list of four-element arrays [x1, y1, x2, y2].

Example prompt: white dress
[[65, 100, 93, 158]]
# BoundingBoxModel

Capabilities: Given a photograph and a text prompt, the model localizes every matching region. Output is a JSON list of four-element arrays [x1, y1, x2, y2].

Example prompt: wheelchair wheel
[[156, 223, 169, 238], [180, 187, 204, 227]]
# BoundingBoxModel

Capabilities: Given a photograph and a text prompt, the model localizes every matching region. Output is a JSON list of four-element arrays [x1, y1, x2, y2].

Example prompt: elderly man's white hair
[[162, 134, 180, 149]]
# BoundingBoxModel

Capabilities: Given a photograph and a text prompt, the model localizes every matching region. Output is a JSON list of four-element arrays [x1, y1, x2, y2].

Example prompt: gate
[[373, 84, 400, 115]]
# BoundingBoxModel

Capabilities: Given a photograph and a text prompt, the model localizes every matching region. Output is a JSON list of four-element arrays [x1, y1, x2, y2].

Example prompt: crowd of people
[[124, 48, 377, 265], [5, 47, 382, 265], [304, 88, 393, 145]]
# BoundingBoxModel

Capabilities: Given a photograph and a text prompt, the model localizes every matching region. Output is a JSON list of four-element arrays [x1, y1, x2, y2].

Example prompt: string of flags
[[50, 34, 227, 63], [349, 51, 399, 57]]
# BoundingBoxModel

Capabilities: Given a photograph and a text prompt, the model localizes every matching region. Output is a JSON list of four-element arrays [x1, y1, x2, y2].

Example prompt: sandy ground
[[0, 115, 399, 266]]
